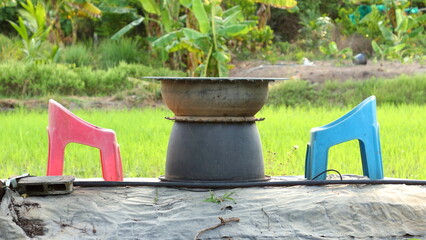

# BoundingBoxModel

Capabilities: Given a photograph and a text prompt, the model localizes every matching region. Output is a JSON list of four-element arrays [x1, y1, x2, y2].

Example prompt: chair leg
[[359, 138, 384, 180], [99, 142, 123, 181], [47, 136, 66, 176], [307, 143, 329, 180], [359, 140, 369, 176], [305, 144, 311, 179]]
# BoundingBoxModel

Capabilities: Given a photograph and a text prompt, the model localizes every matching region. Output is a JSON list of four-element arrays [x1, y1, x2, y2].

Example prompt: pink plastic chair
[[46, 99, 123, 181]]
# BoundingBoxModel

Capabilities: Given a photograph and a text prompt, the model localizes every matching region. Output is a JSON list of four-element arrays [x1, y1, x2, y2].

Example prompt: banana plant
[[112, 0, 182, 40], [319, 41, 353, 60], [378, 8, 424, 45], [372, 7, 425, 61], [153, 0, 255, 77]]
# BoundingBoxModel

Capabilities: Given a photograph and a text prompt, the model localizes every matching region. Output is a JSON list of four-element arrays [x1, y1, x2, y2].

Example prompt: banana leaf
[[223, 5, 242, 19], [223, 11, 244, 25], [191, 0, 210, 34], [139, 0, 160, 15], [99, 7, 138, 15], [328, 41, 338, 54], [167, 40, 202, 53], [183, 28, 206, 40], [407, 26, 423, 39], [395, 9, 409, 33], [161, 9, 173, 33], [417, 14, 426, 24], [371, 40, 383, 56], [218, 24, 250, 37], [319, 45, 329, 55], [179, 0, 192, 8], [213, 51, 229, 63], [111, 17, 144, 40], [152, 31, 180, 48], [218, 61, 229, 77], [241, 20, 258, 27], [74, 2, 102, 19], [388, 44, 406, 53], [378, 21, 396, 42]]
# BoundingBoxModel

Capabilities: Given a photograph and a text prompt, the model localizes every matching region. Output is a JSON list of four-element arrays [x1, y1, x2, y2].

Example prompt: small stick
[[194, 217, 240, 240], [261, 208, 270, 230]]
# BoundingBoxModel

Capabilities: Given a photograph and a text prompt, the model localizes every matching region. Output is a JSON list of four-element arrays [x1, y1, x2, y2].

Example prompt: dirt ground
[[0, 60, 425, 111], [230, 59, 426, 83]]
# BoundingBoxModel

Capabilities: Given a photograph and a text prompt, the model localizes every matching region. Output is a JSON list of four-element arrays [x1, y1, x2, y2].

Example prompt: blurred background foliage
[[0, 0, 425, 77]]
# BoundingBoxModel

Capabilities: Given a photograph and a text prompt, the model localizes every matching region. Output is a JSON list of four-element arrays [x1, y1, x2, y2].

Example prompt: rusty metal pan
[[160, 79, 271, 117]]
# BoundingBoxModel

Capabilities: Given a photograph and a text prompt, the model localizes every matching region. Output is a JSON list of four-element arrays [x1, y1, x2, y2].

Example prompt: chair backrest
[[49, 99, 99, 129], [313, 96, 376, 131]]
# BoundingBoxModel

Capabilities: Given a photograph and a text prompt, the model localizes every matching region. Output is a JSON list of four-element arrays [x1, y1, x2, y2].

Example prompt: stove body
[[150, 77, 282, 182]]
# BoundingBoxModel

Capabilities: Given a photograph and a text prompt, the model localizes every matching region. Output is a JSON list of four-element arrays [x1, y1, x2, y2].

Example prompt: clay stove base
[[165, 122, 266, 182]]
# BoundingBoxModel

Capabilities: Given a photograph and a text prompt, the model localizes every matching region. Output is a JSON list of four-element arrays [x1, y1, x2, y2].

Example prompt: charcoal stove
[[147, 77, 287, 182]]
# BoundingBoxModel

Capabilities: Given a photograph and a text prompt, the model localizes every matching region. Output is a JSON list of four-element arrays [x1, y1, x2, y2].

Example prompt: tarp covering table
[[1, 181, 425, 239]]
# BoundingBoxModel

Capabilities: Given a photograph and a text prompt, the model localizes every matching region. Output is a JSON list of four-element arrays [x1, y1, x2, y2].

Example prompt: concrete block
[[17, 176, 75, 196]]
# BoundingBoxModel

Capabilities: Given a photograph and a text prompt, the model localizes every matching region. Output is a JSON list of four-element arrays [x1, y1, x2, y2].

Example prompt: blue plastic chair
[[305, 96, 384, 180]]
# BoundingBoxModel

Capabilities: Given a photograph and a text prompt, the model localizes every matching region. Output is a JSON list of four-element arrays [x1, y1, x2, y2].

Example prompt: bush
[[60, 44, 93, 67], [268, 80, 317, 106], [98, 38, 143, 68], [81, 62, 185, 95], [268, 74, 426, 107], [0, 34, 21, 61], [0, 62, 84, 96], [0, 61, 185, 97]]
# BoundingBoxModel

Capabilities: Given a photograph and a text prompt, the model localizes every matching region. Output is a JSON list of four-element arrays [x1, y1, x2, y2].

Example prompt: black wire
[[311, 169, 343, 181], [73, 179, 426, 189]]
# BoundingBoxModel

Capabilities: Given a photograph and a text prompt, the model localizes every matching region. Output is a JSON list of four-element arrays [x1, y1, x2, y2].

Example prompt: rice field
[[1, 104, 425, 179]]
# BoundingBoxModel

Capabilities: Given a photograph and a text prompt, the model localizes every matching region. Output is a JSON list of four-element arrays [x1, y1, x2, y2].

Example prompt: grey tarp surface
[[1, 180, 426, 240]]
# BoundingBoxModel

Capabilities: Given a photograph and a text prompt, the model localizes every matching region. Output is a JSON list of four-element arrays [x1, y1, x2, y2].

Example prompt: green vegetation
[[98, 38, 145, 69], [7, 0, 58, 63], [0, 59, 424, 105], [59, 43, 93, 67], [268, 74, 426, 107], [152, 3, 255, 77], [2, 0, 423, 77], [204, 191, 236, 204], [0, 1, 424, 182], [0, 105, 424, 180], [0, 61, 183, 97]]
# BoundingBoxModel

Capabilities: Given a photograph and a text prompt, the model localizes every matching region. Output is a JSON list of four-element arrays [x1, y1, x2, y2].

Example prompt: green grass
[[1, 105, 425, 180]]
